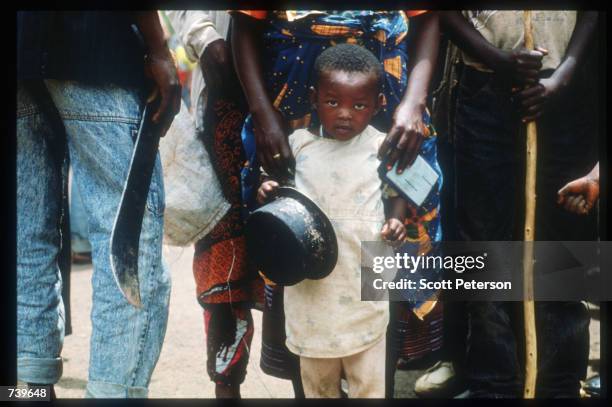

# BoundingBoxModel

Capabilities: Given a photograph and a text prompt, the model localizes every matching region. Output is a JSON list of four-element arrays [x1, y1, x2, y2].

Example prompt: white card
[[384, 155, 439, 207]]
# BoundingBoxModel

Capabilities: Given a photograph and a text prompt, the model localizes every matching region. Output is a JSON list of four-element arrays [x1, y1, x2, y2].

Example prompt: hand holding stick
[[522, 10, 538, 399]]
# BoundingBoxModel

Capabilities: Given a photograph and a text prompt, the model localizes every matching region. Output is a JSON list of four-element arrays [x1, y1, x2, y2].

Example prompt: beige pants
[[299, 336, 385, 398]]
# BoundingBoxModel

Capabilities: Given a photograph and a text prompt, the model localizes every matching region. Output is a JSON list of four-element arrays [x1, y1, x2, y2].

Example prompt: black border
[[7, 1, 610, 406]]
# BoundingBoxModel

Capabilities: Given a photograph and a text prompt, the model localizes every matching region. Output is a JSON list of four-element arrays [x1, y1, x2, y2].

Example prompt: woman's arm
[[380, 12, 439, 172], [231, 12, 294, 180]]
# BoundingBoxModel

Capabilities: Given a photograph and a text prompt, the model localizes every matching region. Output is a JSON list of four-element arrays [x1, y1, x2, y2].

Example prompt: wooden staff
[[522, 10, 538, 399]]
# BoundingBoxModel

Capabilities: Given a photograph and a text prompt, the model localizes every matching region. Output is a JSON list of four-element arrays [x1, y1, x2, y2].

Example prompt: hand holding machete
[[110, 12, 181, 307], [138, 11, 182, 135]]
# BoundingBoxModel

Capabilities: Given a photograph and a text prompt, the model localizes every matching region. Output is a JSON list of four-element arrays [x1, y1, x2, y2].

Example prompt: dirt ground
[[55, 245, 601, 398]]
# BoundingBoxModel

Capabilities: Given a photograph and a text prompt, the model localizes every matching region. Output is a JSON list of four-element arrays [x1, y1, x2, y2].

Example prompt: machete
[[110, 98, 162, 307]]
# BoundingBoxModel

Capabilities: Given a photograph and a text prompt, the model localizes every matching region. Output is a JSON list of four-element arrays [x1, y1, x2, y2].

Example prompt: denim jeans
[[453, 66, 595, 398], [17, 80, 171, 398]]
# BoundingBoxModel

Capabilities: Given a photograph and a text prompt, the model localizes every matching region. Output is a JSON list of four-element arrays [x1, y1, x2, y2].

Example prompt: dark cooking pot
[[245, 187, 338, 286]]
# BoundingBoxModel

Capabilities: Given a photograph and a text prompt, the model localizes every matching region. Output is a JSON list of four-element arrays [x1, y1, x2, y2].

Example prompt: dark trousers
[[437, 119, 468, 379], [454, 65, 596, 398]]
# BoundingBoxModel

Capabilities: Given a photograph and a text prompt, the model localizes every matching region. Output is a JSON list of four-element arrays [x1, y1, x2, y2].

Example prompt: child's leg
[[300, 356, 342, 398], [342, 336, 386, 398]]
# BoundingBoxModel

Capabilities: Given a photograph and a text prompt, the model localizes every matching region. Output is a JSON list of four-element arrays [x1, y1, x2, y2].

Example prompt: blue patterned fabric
[[239, 11, 442, 308]]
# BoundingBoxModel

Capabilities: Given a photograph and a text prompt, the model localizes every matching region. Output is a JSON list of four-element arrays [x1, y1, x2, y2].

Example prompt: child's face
[[312, 69, 383, 141]]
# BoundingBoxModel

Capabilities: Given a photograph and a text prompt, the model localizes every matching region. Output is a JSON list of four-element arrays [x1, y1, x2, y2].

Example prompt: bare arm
[[380, 12, 439, 172], [514, 11, 598, 121], [439, 11, 546, 86], [231, 12, 294, 180], [404, 12, 439, 117], [134, 11, 181, 133], [547, 11, 597, 91]]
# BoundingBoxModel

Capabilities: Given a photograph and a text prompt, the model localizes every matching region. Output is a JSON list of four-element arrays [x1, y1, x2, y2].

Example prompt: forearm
[[231, 13, 274, 115], [134, 11, 172, 58], [439, 11, 507, 72], [165, 10, 221, 63], [549, 11, 598, 89], [402, 12, 439, 112], [388, 197, 408, 221]]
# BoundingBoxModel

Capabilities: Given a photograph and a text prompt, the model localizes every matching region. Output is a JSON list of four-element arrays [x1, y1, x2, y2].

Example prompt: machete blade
[[110, 101, 162, 308]]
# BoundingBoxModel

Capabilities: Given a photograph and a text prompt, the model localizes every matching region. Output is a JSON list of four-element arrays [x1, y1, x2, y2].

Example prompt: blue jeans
[[17, 80, 171, 398]]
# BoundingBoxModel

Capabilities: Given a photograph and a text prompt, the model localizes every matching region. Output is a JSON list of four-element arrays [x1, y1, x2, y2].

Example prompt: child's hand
[[257, 180, 280, 205], [381, 218, 406, 242]]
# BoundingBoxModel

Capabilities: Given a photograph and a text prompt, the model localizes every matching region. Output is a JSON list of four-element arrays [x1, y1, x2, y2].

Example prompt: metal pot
[[245, 187, 338, 286]]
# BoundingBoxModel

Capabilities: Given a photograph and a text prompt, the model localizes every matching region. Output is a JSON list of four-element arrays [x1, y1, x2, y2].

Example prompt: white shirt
[[284, 125, 390, 358], [461, 11, 577, 72]]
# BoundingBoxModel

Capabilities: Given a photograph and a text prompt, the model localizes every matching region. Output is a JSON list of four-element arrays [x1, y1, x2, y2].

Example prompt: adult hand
[[144, 50, 182, 136], [252, 108, 294, 180], [512, 76, 562, 122], [557, 175, 599, 215], [379, 102, 429, 173], [200, 39, 232, 91], [497, 47, 548, 87]]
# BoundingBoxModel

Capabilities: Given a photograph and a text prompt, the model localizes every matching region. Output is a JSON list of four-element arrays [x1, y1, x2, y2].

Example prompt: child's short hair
[[313, 43, 383, 90]]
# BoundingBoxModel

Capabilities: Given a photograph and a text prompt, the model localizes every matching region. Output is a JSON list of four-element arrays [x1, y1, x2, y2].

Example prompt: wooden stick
[[522, 10, 538, 399]]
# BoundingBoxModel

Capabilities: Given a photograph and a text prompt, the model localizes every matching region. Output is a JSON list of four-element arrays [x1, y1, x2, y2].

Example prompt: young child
[[257, 44, 408, 398]]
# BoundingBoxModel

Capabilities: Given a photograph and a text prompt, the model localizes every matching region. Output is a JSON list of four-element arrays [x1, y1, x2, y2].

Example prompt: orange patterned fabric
[[234, 10, 267, 19], [310, 24, 363, 37], [405, 206, 438, 256], [273, 83, 288, 109], [405, 10, 428, 18], [384, 55, 403, 81], [194, 93, 264, 306], [194, 237, 254, 304]]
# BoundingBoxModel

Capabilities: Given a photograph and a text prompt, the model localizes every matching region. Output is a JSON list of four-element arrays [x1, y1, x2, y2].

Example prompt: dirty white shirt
[[461, 11, 577, 72], [284, 125, 390, 358]]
